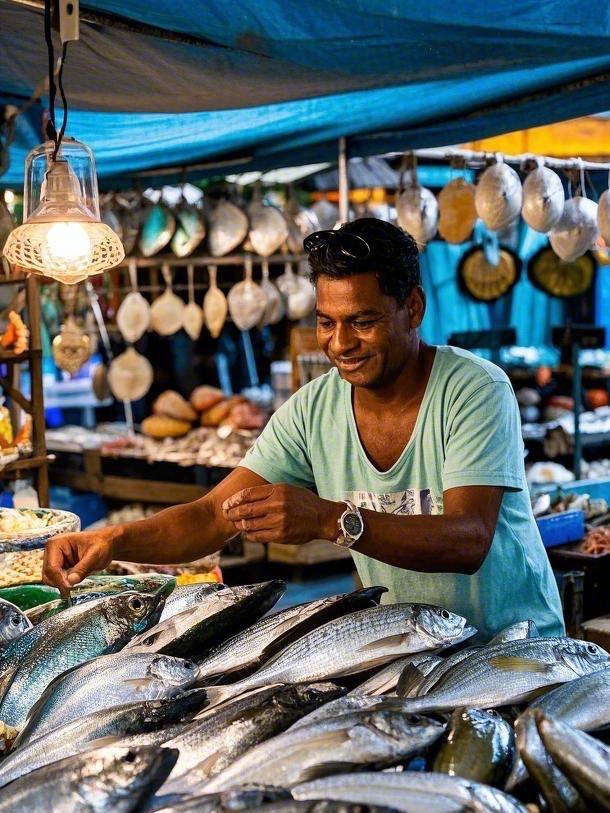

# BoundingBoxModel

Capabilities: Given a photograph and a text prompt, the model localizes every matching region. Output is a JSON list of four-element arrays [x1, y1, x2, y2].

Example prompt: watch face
[[343, 511, 363, 538]]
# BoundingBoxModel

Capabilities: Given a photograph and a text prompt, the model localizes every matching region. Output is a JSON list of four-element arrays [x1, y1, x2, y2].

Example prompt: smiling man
[[43, 217, 564, 641]]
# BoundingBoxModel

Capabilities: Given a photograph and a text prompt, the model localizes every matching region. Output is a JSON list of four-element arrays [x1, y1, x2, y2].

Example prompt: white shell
[[150, 289, 185, 336], [182, 302, 204, 341], [108, 347, 153, 402], [522, 166, 565, 233], [228, 278, 267, 331], [475, 162, 523, 231], [203, 266, 228, 339], [116, 292, 151, 344], [248, 201, 289, 257], [208, 201, 249, 257], [549, 197, 599, 262], [396, 185, 439, 248], [598, 189, 610, 245], [276, 264, 316, 320]]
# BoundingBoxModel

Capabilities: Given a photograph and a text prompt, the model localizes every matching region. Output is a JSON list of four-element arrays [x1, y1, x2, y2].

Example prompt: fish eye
[[128, 596, 144, 613], [10, 616, 21, 626], [440, 609, 450, 619], [586, 643, 598, 655], [124, 750, 137, 763], [184, 660, 195, 669]]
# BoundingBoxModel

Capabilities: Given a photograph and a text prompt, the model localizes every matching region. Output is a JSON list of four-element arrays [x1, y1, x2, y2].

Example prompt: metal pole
[[338, 137, 349, 224], [572, 342, 582, 481]]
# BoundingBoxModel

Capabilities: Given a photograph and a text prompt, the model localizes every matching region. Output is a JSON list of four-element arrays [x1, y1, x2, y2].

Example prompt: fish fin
[[297, 763, 354, 783], [86, 734, 122, 749], [361, 634, 408, 652], [396, 663, 426, 698], [199, 684, 242, 708], [122, 678, 155, 689], [488, 656, 552, 673]]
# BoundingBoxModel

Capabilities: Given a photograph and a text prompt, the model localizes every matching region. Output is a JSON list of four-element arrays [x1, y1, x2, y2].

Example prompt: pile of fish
[[0, 578, 609, 813]]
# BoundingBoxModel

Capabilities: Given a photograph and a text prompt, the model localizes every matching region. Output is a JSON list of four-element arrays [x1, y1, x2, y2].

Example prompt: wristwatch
[[334, 500, 364, 548]]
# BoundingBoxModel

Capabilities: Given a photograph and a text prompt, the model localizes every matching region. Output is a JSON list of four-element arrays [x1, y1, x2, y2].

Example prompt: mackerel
[[0, 599, 31, 648]]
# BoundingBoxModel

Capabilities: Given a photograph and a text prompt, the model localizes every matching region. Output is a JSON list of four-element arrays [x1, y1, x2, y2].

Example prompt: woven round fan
[[527, 246, 595, 298], [458, 245, 521, 302]]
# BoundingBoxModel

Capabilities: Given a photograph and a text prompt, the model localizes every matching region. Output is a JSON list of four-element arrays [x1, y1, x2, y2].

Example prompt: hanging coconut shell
[[474, 157, 522, 231], [395, 163, 438, 249], [276, 262, 316, 320], [227, 257, 267, 330], [107, 347, 153, 402], [182, 265, 204, 341], [203, 265, 228, 338], [248, 199, 289, 257], [521, 161, 565, 233], [258, 259, 285, 327], [597, 175, 610, 245], [549, 197, 599, 262], [150, 266, 185, 336], [437, 178, 477, 243], [528, 245, 596, 298], [207, 200, 249, 257], [457, 245, 521, 302]]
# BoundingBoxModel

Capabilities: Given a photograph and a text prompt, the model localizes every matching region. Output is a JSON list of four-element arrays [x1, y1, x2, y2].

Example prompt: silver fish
[[293, 771, 529, 813], [0, 591, 165, 729], [145, 786, 293, 813], [537, 712, 610, 811], [0, 689, 207, 788], [159, 584, 227, 623], [126, 581, 285, 661], [515, 710, 585, 813], [398, 648, 480, 699], [158, 682, 345, 795], [198, 587, 386, 683], [290, 695, 415, 730], [353, 654, 444, 698], [400, 638, 610, 714], [15, 651, 200, 747], [487, 621, 539, 646], [506, 667, 610, 793], [433, 708, 515, 788], [0, 744, 178, 813], [203, 711, 446, 791], [0, 599, 31, 648], [24, 592, 109, 624], [203, 604, 472, 708]]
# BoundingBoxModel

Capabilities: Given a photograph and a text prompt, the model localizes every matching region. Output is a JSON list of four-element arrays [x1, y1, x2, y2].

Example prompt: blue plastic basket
[[536, 510, 585, 549]]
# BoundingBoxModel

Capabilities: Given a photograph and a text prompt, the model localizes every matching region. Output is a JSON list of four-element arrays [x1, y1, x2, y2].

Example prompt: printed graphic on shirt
[[345, 488, 442, 516]]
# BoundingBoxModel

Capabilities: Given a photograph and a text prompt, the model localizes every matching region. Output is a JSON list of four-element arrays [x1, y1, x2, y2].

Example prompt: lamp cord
[[44, 0, 69, 161]]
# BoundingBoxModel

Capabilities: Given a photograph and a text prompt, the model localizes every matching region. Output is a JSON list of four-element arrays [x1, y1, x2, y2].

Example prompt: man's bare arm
[[43, 467, 269, 594]]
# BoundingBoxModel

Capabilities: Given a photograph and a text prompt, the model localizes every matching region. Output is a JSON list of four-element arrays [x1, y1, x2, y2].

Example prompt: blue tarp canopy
[[2, 1, 610, 187]]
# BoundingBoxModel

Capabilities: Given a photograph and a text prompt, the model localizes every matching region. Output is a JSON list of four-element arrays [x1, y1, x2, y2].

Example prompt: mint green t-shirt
[[241, 345, 564, 642]]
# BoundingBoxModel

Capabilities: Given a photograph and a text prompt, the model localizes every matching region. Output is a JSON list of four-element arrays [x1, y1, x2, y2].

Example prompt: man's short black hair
[[305, 217, 421, 307]]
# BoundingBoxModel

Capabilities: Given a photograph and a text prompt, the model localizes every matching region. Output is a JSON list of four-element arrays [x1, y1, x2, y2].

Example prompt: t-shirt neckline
[[344, 346, 441, 477]]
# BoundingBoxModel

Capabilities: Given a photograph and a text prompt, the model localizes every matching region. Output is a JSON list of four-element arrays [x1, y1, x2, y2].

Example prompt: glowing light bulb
[[42, 222, 93, 273], [4, 190, 15, 205]]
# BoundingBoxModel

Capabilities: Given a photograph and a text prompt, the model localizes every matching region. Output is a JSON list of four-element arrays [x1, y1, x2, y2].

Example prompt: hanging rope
[[44, 0, 70, 161]]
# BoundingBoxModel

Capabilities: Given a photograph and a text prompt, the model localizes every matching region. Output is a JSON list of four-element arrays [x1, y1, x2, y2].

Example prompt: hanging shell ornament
[[550, 197, 599, 262], [521, 160, 565, 233], [182, 264, 204, 341], [276, 261, 316, 320], [247, 193, 289, 257], [458, 245, 521, 302], [171, 203, 206, 258], [258, 259, 285, 327], [150, 264, 185, 336], [52, 315, 92, 375], [227, 256, 267, 331], [116, 259, 151, 344], [108, 346, 153, 402], [207, 200, 249, 257], [597, 171, 610, 245], [437, 178, 477, 243], [474, 156, 523, 231], [138, 203, 176, 257], [115, 190, 142, 256], [203, 265, 228, 338], [396, 167, 438, 249]]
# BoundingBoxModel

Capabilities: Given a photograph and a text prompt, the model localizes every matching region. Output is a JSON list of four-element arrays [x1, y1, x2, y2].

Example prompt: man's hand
[[222, 483, 342, 545], [43, 528, 116, 596]]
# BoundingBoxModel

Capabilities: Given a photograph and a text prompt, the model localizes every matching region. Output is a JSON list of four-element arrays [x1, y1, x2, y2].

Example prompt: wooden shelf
[[117, 253, 306, 269], [2, 455, 55, 474], [0, 349, 41, 364]]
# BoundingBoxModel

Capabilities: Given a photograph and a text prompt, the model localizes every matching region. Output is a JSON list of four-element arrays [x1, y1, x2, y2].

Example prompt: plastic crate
[[536, 510, 585, 549], [49, 486, 107, 530]]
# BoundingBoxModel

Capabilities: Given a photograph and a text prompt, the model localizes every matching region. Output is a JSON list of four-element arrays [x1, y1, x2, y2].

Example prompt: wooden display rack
[[0, 275, 50, 505]]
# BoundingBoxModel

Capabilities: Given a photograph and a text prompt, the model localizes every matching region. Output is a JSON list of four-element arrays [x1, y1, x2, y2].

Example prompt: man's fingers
[[224, 502, 270, 522], [233, 516, 276, 533], [65, 546, 104, 586], [43, 537, 76, 596], [222, 484, 274, 512]]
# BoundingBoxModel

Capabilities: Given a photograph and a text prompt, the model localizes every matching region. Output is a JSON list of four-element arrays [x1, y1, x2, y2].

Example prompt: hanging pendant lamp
[[2, 0, 124, 284]]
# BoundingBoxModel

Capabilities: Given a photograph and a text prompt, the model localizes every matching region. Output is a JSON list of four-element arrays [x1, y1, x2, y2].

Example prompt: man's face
[[315, 272, 421, 389]]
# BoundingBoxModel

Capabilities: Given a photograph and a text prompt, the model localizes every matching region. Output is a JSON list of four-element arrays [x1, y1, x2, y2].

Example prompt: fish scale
[[203, 604, 470, 708]]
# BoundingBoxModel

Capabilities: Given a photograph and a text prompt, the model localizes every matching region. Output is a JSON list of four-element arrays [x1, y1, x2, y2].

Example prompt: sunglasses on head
[[303, 229, 371, 263]]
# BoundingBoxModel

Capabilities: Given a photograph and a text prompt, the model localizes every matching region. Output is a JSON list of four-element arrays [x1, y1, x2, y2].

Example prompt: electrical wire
[[44, 0, 70, 161], [52, 41, 69, 161]]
